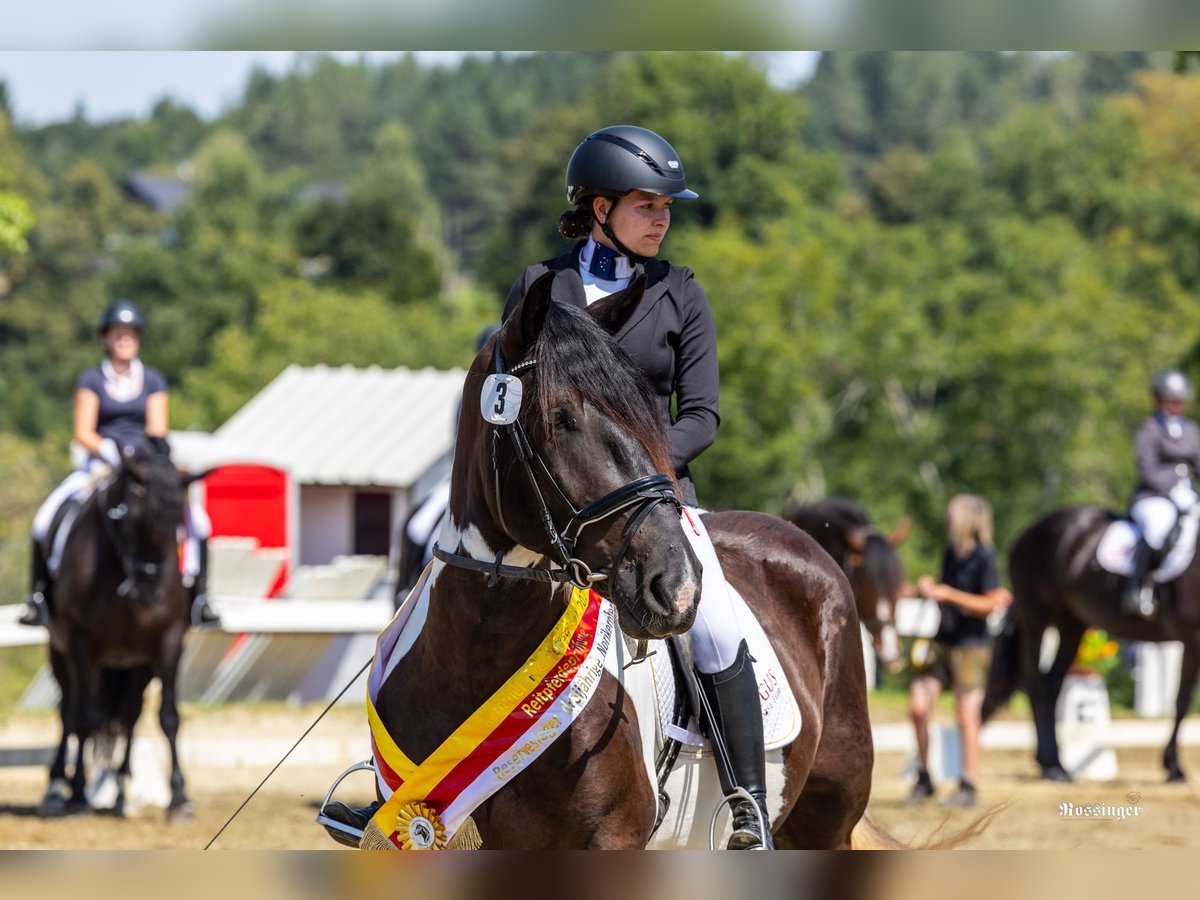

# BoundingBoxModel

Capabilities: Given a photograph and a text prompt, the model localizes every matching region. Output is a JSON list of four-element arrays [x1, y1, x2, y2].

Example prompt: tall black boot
[[1120, 538, 1158, 619], [695, 640, 773, 850], [17, 540, 50, 627], [190, 539, 221, 628]]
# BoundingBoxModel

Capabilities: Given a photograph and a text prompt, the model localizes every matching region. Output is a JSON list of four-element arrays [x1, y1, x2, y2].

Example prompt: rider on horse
[[1122, 369, 1200, 620], [17, 299, 219, 629], [499, 125, 772, 849]]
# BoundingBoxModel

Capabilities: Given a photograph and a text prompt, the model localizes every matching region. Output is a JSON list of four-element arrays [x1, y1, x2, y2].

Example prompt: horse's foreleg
[[1164, 642, 1200, 783], [157, 636, 193, 822], [114, 667, 153, 817], [40, 648, 74, 817], [65, 636, 100, 810]]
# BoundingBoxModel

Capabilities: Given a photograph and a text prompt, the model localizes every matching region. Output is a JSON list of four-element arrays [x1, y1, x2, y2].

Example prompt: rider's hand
[[1170, 480, 1198, 512], [97, 438, 122, 467]]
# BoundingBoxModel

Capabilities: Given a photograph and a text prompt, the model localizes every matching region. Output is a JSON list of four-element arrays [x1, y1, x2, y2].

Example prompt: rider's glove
[[97, 437, 122, 467]]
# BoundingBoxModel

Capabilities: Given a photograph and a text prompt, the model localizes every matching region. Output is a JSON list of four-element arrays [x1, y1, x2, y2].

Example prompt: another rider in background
[[1122, 369, 1200, 619], [502, 125, 771, 849], [17, 300, 219, 629]]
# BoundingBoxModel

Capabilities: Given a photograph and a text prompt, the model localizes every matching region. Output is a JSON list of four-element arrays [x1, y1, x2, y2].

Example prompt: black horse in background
[[40, 435, 202, 820], [786, 497, 911, 675], [983, 504, 1200, 783]]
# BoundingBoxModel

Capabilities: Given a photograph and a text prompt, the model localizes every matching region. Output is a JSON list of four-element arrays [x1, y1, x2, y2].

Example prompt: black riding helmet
[[98, 299, 146, 335], [565, 125, 699, 205]]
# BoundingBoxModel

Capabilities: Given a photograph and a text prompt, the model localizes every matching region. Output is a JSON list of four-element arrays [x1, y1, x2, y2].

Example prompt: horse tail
[[981, 612, 1021, 723], [850, 813, 909, 849], [97, 667, 132, 738], [851, 806, 1005, 850]]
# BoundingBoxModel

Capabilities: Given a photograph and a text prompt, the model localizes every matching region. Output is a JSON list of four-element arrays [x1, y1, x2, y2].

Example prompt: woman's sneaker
[[902, 769, 935, 804], [939, 781, 978, 808]]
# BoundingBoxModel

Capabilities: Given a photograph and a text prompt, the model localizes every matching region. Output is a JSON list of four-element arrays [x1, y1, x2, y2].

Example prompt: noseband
[[433, 340, 681, 590]]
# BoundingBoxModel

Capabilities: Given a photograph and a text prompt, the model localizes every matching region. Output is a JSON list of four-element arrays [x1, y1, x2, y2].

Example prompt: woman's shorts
[[912, 640, 992, 692]]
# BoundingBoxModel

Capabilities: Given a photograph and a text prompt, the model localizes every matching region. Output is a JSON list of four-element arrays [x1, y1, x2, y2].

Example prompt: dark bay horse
[[368, 271, 880, 848], [787, 498, 911, 674], [983, 504, 1200, 782], [40, 436, 200, 819]]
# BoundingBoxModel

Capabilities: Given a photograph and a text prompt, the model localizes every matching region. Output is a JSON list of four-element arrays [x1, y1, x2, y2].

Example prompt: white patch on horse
[[458, 523, 543, 568]]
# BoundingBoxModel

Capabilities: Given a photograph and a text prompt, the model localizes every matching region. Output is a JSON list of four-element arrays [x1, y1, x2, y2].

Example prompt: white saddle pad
[[1096, 513, 1198, 582], [645, 582, 801, 752]]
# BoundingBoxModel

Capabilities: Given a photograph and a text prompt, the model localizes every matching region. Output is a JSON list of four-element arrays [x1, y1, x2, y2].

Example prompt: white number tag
[[481, 374, 523, 425]]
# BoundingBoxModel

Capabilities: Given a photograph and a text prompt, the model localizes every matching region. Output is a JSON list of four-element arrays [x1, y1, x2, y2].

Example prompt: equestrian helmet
[[565, 125, 699, 205], [1152, 369, 1192, 402], [98, 299, 146, 335]]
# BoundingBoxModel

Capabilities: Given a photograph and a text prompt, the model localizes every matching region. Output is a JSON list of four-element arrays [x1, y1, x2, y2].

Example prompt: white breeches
[[1131, 496, 1179, 551], [680, 507, 746, 674], [407, 480, 452, 567], [181, 494, 211, 578]]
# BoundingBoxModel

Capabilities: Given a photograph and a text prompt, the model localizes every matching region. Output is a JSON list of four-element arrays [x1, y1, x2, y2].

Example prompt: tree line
[[0, 50, 1195, 590]]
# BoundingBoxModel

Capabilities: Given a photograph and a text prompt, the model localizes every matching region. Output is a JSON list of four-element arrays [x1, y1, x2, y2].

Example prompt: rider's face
[[593, 191, 672, 259], [1161, 397, 1188, 417], [103, 325, 141, 363]]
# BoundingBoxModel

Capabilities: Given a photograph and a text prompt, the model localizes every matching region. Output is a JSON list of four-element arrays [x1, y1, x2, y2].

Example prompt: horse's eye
[[552, 409, 578, 431]]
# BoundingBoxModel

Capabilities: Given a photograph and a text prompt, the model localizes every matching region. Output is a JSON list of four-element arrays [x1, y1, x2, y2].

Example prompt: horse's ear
[[181, 467, 218, 486], [499, 271, 555, 365], [887, 517, 912, 547], [586, 274, 646, 336], [847, 526, 870, 551]]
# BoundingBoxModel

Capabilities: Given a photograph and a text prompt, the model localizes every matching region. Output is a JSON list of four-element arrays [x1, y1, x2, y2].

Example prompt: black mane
[[531, 300, 674, 480]]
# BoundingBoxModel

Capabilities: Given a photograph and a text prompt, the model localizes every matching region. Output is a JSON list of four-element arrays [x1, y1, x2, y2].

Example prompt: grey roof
[[122, 170, 191, 214], [214, 364, 466, 488]]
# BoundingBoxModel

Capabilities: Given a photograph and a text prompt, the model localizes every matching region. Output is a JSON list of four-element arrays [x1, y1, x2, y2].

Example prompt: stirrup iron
[[316, 759, 376, 846], [709, 786, 770, 851]]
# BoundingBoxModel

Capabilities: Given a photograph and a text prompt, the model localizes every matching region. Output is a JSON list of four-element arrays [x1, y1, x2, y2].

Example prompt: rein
[[434, 340, 681, 591], [97, 464, 170, 596]]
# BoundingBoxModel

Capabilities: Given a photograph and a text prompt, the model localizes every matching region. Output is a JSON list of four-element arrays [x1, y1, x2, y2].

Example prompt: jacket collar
[[552, 242, 671, 336]]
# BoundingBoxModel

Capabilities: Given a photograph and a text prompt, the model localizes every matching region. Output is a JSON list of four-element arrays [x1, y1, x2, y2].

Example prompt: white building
[[213, 363, 466, 569]]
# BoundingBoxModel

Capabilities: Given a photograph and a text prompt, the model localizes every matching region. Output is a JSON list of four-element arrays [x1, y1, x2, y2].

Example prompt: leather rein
[[433, 340, 681, 591]]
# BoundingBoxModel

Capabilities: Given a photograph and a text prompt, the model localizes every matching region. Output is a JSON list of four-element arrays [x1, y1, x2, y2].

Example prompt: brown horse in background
[[40, 435, 201, 820], [787, 498, 911, 676], [984, 504, 1200, 782], [368, 271, 882, 848]]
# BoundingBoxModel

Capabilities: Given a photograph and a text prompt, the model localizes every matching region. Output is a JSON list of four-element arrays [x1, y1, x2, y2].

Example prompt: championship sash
[[363, 582, 616, 850]]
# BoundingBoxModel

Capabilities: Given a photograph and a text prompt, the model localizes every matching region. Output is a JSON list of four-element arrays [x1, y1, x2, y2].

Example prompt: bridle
[[433, 338, 681, 591], [98, 457, 177, 599]]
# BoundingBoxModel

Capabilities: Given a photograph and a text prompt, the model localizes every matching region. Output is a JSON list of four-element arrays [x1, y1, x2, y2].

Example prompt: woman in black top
[[502, 126, 770, 849], [905, 493, 1011, 808], [18, 300, 218, 628]]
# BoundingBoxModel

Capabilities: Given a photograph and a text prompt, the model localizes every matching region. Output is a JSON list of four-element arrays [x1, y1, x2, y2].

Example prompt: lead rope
[[203, 656, 373, 849]]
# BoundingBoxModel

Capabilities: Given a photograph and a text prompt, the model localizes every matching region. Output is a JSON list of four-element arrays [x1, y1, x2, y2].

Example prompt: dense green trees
[[0, 50, 1197, 585]]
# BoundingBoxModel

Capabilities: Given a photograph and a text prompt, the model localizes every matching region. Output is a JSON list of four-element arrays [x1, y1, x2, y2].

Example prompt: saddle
[[640, 585, 801, 837], [1096, 507, 1200, 583]]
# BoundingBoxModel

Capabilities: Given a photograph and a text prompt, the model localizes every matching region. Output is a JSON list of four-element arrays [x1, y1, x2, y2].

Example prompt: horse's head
[[108, 435, 187, 602], [448, 270, 701, 639], [846, 519, 910, 672]]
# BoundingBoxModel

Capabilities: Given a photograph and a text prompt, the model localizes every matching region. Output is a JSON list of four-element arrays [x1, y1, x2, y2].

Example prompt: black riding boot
[[17, 540, 50, 628], [696, 640, 773, 850], [190, 540, 221, 628], [1120, 538, 1158, 619]]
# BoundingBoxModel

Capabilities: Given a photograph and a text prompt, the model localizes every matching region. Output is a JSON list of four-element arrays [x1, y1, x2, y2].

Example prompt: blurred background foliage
[[2, 50, 1200, 593]]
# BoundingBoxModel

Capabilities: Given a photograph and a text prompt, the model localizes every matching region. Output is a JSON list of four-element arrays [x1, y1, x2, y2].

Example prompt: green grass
[[0, 644, 46, 724]]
